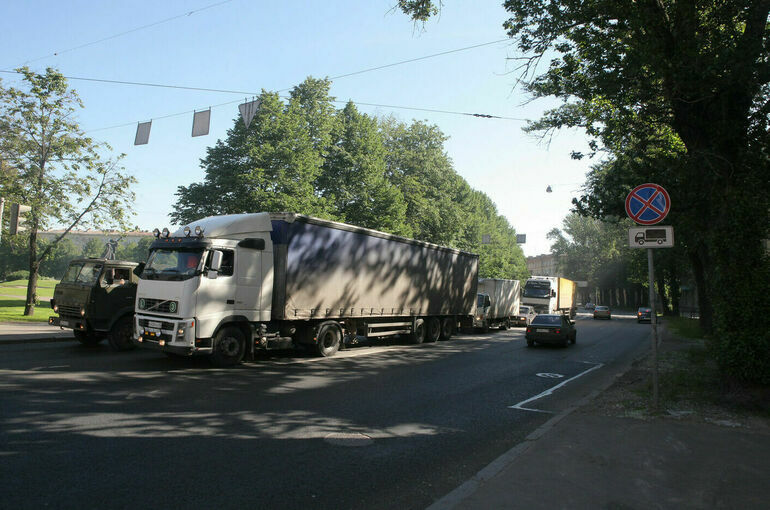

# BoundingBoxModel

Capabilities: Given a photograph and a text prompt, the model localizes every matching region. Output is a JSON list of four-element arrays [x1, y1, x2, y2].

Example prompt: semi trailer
[[133, 213, 479, 366]]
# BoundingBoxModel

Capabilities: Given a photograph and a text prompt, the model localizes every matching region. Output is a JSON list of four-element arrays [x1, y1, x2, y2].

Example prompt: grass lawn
[[0, 279, 57, 323]]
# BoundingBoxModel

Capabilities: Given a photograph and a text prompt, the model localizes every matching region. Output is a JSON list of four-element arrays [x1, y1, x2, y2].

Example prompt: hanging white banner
[[192, 109, 211, 137], [239, 99, 260, 128], [134, 121, 152, 145]]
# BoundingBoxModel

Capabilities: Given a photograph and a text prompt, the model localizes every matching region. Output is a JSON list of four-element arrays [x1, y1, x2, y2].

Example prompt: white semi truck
[[521, 276, 577, 318], [473, 278, 520, 331], [133, 213, 479, 366]]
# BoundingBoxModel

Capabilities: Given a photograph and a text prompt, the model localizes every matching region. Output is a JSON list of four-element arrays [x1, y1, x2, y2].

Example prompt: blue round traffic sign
[[625, 183, 670, 225]]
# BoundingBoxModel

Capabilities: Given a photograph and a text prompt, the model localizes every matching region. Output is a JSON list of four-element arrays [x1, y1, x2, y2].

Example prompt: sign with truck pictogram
[[628, 226, 674, 248]]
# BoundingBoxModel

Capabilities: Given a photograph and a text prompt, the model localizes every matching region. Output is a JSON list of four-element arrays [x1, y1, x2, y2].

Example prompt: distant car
[[637, 307, 652, 323], [584, 302, 595, 311], [526, 314, 576, 347], [593, 305, 611, 320], [514, 305, 536, 326]]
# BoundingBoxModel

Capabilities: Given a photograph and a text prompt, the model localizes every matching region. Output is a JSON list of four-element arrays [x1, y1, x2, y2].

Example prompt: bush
[[5, 270, 29, 282]]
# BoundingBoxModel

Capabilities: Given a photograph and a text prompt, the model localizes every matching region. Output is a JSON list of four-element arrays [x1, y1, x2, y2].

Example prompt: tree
[[400, 1, 770, 383], [0, 68, 136, 315], [317, 102, 410, 235], [172, 78, 336, 225]]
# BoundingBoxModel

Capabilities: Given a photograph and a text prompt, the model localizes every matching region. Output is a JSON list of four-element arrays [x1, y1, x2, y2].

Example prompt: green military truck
[[49, 258, 141, 350]]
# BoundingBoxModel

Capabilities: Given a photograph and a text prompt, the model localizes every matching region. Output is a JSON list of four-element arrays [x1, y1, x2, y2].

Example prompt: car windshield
[[531, 315, 560, 325], [596, 306, 609, 311], [142, 248, 204, 281], [523, 281, 552, 298], [520, 306, 530, 313], [61, 262, 103, 285]]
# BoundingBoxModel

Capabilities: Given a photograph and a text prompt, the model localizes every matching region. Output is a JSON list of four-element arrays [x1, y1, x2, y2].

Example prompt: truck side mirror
[[551, 290, 556, 297], [133, 263, 145, 277], [208, 250, 223, 279]]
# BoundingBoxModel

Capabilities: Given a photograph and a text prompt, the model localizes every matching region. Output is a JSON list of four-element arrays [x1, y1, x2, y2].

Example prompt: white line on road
[[509, 361, 604, 413]]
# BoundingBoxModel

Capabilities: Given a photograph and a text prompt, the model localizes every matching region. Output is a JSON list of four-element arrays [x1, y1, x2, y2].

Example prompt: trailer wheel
[[409, 319, 425, 344], [439, 318, 454, 340], [426, 317, 441, 343], [108, 316, 136, 351], [74, 330, 103, 347], [316, 322, 342, 357], [211, 326, 246, 367]]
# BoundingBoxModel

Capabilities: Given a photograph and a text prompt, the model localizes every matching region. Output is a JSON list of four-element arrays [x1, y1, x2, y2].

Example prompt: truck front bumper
[[135, 315, 212, 354]]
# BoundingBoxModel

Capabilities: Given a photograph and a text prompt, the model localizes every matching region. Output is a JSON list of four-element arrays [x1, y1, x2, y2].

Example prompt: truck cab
[[473, 292, 492, 331], [49, 258, 140, 350]]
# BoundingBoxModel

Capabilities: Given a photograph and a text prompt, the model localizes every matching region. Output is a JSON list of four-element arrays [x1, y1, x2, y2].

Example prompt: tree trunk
[[689, 248, 712, 334], [24, 229, 39, 316]]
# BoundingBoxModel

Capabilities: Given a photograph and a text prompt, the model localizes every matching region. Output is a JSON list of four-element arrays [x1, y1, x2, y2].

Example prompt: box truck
[[134, 213, 479, 366], [473, 278, 520, 331], [521, 276, 577, 318]]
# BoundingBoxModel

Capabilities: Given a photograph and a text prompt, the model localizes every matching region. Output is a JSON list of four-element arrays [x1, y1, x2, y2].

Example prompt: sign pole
[[647, 248, 659, 411]]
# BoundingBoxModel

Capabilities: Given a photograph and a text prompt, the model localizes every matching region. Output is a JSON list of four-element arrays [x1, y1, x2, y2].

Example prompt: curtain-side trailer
[[134, 213, 479, 366]]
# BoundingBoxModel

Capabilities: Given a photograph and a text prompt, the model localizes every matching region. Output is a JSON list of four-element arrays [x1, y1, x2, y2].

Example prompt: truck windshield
[[523, 281, 551, 298], [142, 248, 204, 281], [61, 262, 103, 285]]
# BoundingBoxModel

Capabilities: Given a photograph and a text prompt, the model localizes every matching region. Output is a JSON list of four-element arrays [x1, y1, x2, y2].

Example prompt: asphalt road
[[0, 312, 650, 509]]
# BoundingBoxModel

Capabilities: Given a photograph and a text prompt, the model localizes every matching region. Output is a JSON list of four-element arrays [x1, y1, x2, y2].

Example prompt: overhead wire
[[7, 0, 235, 69], [0, 37, 529, 133]]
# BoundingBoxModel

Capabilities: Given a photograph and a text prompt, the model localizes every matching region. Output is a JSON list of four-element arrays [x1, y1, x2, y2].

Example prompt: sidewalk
[[0, 321, 74, 344], [430, 329, 770, 510]]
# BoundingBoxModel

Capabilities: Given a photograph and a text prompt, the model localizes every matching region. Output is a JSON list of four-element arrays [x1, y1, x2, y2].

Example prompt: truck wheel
[[108, 316, 136, 351], [409, 319, 425, 344], [426, 317, 441, 343], [439, 318, 454, 340], [211, 326, 246, 367], [316, 323, 342, 357], [481, 320, 490, 334], [499, 319, 509, 331], [74, 330, 103, 347]]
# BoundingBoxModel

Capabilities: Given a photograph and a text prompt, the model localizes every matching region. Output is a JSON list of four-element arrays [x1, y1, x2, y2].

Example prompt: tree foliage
[[172, 77, 528, 281], [0, 67, 136, 314], [400, 1, 770, 383]]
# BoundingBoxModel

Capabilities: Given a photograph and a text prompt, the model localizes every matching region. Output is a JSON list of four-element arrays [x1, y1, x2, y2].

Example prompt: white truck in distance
[[473, 278, 520, 331], [521, 276, 577, 318], [133, 213, 479, 366]]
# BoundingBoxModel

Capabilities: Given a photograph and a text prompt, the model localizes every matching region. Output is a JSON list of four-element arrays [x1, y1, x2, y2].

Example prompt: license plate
[[148, 321, 162, 329], [60, 320, 69, 327], [536, 328, 549, 333]]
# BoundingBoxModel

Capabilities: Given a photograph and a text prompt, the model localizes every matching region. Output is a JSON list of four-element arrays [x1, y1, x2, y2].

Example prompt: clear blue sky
[[2, 0, 594, 257]]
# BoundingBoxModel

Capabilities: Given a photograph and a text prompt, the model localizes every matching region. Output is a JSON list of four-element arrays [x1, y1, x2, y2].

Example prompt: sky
[[1, 0, 596, 257]]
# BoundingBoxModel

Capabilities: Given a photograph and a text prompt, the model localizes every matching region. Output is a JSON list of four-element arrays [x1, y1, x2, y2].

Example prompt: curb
[[426, 324, 658, 510], [0, 336, 74, 345]]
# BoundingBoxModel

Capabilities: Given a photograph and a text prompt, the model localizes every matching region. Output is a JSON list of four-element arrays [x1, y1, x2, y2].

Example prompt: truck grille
[[139, 298, 177, 314], [57, 304, 81, 317]]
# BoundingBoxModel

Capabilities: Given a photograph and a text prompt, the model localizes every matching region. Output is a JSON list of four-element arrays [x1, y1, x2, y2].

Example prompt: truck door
[[197, 249, 235, 323], [235, 247, 262, 318]]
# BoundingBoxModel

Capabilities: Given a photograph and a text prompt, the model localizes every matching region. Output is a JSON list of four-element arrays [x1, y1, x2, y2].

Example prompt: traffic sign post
[[625, 183, 673, 412]]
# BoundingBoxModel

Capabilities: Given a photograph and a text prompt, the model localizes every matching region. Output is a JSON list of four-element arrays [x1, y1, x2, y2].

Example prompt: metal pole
[[648, 248, 659, 411]]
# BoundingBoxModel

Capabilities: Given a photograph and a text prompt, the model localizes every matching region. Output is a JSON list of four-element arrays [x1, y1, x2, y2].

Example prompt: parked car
[[526, 314, 576, 347], [593, 305, 611, 320], [637, 307, 652, 323], [513, 305, 536, 326], [584, 302, 595, 311]]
